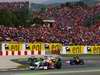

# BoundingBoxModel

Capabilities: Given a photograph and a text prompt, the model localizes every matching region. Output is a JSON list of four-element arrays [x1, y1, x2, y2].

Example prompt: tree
[[95, 14, 100, 20], [84, 16, 95, 28], [74, 1, 88, 8], [32, 17, 43, 26], [0, 7, 30, 27], [65, 2, 72, 7], [0, 10, 14, 26]]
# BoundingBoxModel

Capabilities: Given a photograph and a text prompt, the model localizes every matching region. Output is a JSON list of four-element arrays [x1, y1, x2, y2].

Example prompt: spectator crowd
[[0, 2, 100, 45]]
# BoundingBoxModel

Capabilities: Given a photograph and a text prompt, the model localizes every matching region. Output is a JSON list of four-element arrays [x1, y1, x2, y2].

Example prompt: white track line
[[32, 69, 100, 74], [17, 69, 100, 75]]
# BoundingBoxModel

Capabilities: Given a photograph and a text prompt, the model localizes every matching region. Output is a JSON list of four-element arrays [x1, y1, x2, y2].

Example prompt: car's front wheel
[[80, 61, 84, 65]]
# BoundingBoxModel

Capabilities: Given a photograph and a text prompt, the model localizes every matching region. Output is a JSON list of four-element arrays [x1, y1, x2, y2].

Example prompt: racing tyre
[[70, 60, 75, 65], [29, 66, 35, 70], [80, 60, 84, 65], [55, 61, 62, 69]]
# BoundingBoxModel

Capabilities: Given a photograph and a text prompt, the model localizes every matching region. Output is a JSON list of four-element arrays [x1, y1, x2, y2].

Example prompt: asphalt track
[[1, 56, 100, 75]]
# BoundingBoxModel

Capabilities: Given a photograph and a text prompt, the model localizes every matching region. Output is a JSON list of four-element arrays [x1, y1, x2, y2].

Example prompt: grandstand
[[0, 0, 100, 56], [0, 1, 100, 46]]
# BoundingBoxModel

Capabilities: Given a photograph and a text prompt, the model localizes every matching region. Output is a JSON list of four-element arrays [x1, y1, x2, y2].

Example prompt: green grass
[[19, 73, 41, 75], [21, 73, 42, 75], [17, 64, 29, 69], [61, 54, 100, 57]]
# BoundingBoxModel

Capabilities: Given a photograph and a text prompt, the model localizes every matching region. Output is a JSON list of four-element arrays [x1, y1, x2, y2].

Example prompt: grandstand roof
[[43, 20, 55, 23], [0, 0, 28, 2]]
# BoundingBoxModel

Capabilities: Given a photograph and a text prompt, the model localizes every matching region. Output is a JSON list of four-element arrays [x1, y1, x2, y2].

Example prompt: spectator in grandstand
[[0, 2, 100, 46]]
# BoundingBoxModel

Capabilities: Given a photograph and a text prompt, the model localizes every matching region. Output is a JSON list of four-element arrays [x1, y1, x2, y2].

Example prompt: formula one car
[[69, 56, 84, 65], [28, 55, 62, 70]]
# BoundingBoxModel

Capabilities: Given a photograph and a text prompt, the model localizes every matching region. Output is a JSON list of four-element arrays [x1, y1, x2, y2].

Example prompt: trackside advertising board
[[4, 43, 22, 51], [49, 43, 62, 54], [66, 46, 84, 54], [25, 43, 45, 51], [87, 46, 100, 54], [2, 42, 100, 55]]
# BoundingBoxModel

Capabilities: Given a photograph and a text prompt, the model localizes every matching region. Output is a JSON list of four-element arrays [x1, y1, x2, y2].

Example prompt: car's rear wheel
[[29, 66, 35, 70], [55, 61, 62, 69]]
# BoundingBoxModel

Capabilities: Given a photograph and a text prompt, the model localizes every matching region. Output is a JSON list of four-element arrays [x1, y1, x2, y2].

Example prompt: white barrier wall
[[1, 42, 46, 56]]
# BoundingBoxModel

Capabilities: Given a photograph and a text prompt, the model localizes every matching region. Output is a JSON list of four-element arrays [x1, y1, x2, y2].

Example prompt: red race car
[[28, 55, 62, 70]]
